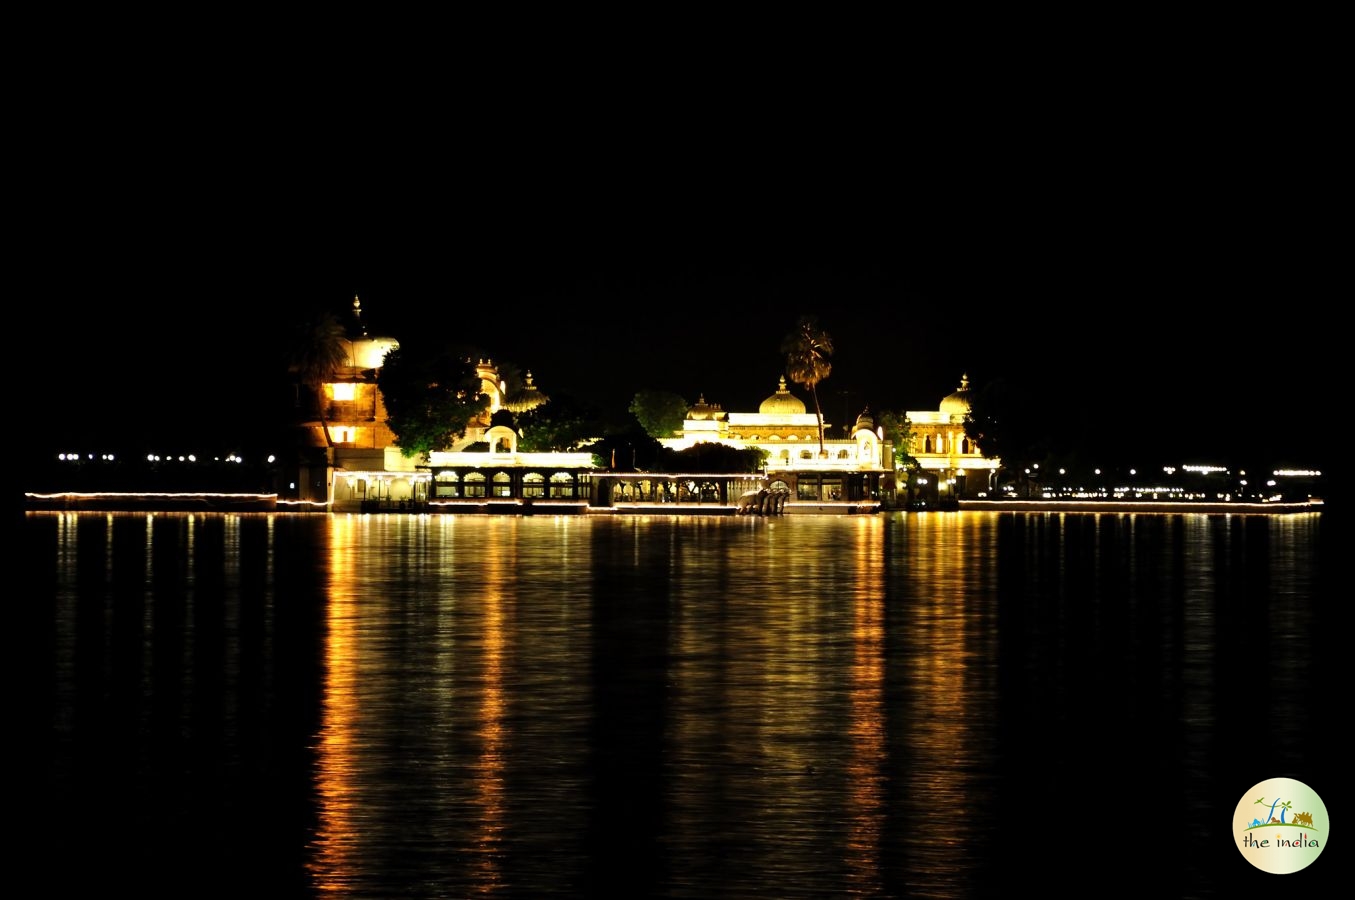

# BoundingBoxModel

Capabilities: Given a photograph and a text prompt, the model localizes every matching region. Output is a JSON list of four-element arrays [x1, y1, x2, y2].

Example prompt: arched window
[[550, 471, 575, 498], [464, 472, 487, 498], [434, 470, 460, 498], [523, 472, 546, 498], [492, 471, 513, 497]]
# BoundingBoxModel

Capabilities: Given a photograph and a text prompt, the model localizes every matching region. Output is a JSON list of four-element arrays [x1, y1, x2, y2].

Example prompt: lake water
[[21, 509, 1337, 898]]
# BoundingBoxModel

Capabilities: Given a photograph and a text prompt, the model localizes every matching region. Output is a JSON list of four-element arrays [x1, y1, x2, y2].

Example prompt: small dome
[[505, 370, 550, 413], [853, 407, 876, 432], [687, 394, 724, 421], [349, 336, 398, 371], [760, 376, 807, 415], [346, 295, 398, 370], [939, 374, 973, 415]]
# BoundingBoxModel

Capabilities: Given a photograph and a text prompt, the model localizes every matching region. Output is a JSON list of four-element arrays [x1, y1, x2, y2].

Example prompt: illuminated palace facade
[[901, 375, 1000, 502], [297, 300, 999, 510], [657, 376, 895, 503], [297, 298, 596, 510], [656, 374, 1001, 504]]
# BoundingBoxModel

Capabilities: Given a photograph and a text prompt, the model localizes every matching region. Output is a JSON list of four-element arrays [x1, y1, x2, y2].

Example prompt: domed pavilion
[[904, 374, 1001, 501]]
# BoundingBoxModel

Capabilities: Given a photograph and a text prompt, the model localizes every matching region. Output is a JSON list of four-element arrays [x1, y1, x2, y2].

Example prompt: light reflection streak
[[306, 516, 517, 896], [308, 515, 362, 894], [896, 512, 998, 879], [468, 522, 510, 894], [845, 517, 886, 896]]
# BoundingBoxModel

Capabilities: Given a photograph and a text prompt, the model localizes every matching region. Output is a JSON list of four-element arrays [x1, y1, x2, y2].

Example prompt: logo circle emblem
[[1234, 777, 1328, 874]]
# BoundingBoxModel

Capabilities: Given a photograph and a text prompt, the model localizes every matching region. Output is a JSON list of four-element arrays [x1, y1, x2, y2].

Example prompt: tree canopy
[[629, 389, 689, 439], [875, 408, 918, 471], [963, 375, 1062, 471], [656, 441, 767, 474], [582, 421, 666, 470], [377, 342, 489, 458], [287, 309, 350, 447], [514, 392, 608, 452]]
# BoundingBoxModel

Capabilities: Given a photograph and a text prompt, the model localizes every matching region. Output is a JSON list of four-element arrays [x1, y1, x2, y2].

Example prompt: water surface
[[24, 510, 1336, 897]]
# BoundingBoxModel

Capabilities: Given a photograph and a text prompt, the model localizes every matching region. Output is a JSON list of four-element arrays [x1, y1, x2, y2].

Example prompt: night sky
[[16, 51, 1340, 482]]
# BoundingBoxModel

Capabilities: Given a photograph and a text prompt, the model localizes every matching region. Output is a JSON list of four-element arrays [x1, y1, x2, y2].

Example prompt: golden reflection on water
[[308, 516, 517, 894], [31, 509, 1329, 897], [660, 517, 893, 893], [468, 522, 508, 895], [304, 513, 1001, 895], [308, 515, 361, 894], [893, 512, 999, 880], [289, 510, 1328, 896], [844, 518, 886, 897], [308, 516, 575, 896]]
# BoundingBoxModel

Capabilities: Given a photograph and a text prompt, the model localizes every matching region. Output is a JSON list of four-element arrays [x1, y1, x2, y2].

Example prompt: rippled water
[[23, 510, 1336, 897]]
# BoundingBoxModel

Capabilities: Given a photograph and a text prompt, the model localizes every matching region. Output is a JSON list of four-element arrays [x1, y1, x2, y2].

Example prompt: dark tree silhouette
[[629, 390, 689, 439], [516, 392, 607, 452], [377, 341, 488, 458], [287, 309, 350, 449], [657, 441, 767, 474], [964, 375, 1067, 492], [582, 422, 666, 471]]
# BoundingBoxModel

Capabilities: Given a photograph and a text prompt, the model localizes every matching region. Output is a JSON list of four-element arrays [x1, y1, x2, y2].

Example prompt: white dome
[[939, 374, 972, 415], [760, 376, 807, 415]]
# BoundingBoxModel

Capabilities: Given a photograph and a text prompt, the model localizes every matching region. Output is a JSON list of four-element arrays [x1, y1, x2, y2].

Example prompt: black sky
[[16, 42, 1341, 479]]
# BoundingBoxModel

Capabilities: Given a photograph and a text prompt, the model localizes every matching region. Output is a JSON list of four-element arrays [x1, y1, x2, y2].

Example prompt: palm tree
[[781, 315, 834, 457], [289, 309, 351, 449]]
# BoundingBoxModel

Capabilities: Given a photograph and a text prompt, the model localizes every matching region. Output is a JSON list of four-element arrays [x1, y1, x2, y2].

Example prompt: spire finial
[[352, 295, 368, 336]]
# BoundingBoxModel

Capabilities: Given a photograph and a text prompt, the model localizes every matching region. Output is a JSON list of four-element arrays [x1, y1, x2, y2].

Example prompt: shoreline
[[21, 492, 1326, 515], [957, 499, 1324, 514]]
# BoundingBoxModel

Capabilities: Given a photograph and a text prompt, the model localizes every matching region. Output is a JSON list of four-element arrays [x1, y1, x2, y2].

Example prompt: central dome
[[687, 394, 724, 421], [760, 376, 806, 415], [939, 374, 973, 415]]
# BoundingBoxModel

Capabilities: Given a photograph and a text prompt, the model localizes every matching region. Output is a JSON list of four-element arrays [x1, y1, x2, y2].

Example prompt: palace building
[[901, 374, 1001, 503], [295, 297, 594, 511], [657, 376, 895, 504], [294, 300, 999, 511]]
